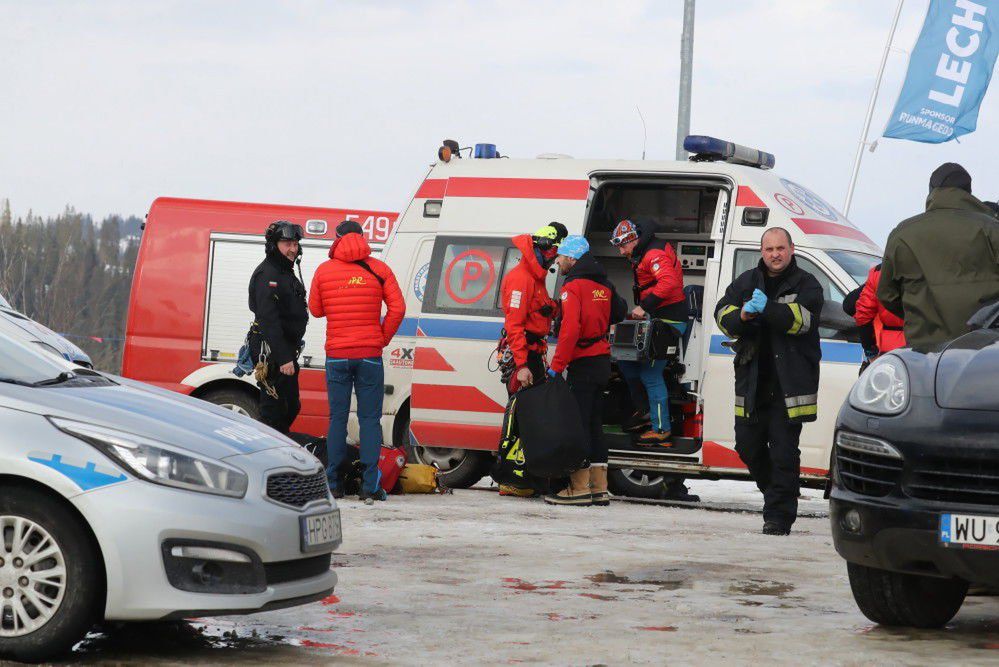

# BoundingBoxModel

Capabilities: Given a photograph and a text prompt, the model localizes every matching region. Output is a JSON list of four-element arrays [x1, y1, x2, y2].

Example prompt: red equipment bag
[[378, 446, 407, 493]]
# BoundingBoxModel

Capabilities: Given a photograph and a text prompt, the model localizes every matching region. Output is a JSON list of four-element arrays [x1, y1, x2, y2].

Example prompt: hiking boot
[[499, 485, 535, 498], [664, 479, 699, 502], [543, 469, 592, 506], [636, 429, 672, 446], [762, 521, 791, 536], [589, 464, 609, 506], [622, 411, 652, 433]]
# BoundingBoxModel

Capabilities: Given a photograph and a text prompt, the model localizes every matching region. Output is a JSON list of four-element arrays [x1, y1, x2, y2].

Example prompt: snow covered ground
[[69, 485, 999, 666]]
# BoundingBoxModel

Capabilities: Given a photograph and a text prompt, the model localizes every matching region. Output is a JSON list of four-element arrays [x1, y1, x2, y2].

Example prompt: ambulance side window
[[732, 249, 846, 339], [422, 236, 510, 316]]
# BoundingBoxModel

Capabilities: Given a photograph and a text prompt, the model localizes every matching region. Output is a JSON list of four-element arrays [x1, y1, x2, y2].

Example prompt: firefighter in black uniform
[[714, 227, 823, 535], [248, 221, 309, 434]]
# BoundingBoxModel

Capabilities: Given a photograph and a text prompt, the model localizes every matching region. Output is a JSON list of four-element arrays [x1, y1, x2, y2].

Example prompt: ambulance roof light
[[683, 135, 775, 170]]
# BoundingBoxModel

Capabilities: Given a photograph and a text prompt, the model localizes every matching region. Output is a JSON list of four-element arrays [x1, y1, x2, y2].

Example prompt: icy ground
[[68, 482, 999, 666]]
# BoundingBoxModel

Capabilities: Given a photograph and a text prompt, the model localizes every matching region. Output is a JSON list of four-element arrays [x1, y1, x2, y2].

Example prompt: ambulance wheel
[[608, 468, 666, 499], [201, 387, 260, 421], [0, 486, 103, 663], [412, 447, 489, 489], [846, 562, 968, 628]]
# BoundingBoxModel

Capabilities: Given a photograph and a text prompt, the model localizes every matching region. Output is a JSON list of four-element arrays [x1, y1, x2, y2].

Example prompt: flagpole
[[843, 0, 905, 218]]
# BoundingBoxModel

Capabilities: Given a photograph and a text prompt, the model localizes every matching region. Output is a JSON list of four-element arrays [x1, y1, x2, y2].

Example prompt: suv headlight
[[848, 355, 909, 415], [50, 417, 248, 498]]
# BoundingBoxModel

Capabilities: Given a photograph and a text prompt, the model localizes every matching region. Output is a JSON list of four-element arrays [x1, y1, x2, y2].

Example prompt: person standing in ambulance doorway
[[715, 227, 823, 535], [610, 218, 689, 446], [309, 221, 406, 504], [543, 236, 627, 506], [247, 221, 308, 435], [500, 222, 569, 394]]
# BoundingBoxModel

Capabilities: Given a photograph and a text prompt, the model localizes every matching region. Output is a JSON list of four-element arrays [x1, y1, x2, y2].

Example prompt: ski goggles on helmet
[[532, 222, 567, 251], [610, 219, 639, 247], [266, 220, 304, 242]]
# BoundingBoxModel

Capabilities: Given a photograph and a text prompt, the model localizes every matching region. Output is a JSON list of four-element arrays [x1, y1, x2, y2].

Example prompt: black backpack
[[514, 376, 588, 477]]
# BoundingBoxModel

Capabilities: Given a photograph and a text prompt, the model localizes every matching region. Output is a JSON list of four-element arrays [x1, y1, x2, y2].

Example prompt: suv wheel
[[847, 561, 968, 628], [0, 487, 102, 662]]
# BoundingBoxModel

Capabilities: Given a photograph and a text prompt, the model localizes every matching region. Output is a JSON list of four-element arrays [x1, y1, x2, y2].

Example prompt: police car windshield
[[0, 331, 75, 385], [825, 250, 881, 287]]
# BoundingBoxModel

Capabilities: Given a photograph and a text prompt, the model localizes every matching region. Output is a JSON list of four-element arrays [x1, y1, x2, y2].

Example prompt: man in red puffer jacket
[[854, 264, 906, 357], [309, 221, 406, 503]]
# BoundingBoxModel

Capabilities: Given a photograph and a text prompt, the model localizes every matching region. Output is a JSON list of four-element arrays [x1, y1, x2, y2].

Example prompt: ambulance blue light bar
[[683, 135, 775, 170]]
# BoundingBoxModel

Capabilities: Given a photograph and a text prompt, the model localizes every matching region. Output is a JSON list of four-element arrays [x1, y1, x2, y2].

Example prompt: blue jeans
[[618, 321, 688, 433], [325, 357, 384, 494]]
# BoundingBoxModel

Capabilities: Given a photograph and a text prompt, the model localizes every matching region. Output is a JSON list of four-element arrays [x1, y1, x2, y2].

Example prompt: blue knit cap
[[558, 235, 589, 260]]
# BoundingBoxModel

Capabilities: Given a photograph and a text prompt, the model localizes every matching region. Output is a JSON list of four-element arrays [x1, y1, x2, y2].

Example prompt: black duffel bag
[[514, 375, 588, 478]]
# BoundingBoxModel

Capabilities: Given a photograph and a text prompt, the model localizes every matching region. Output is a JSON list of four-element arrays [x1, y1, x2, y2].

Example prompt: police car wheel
[[0, 487, 102, 663], [846, 562, 968, 628], [201, 387, 260, 420], [607, 468, 667, 499]]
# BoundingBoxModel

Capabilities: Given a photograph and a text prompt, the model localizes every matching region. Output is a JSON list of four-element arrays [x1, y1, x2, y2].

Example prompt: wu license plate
[[940, 513, 999, 551], [300, 509, 341, 553]]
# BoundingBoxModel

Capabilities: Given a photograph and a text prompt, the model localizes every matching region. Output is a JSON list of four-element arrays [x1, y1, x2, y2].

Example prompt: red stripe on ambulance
[[415, 179, 447, 199], [411, 384, 505, 413], [792, 218, 875, 245], [735, 186, 767, 208], [445, 177, 589, 200], [409, 421, 500, 451], [413, 347, 455, 372]]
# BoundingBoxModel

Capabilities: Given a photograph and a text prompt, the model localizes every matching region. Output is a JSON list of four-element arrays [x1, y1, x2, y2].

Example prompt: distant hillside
[[0, 200, 141, 372]]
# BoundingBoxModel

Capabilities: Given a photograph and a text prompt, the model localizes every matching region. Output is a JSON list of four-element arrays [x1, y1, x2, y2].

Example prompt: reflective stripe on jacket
[[714, 256, 824, 424]]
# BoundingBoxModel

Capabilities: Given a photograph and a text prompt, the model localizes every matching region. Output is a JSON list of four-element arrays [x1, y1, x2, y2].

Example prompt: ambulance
[[125, 136, 879, 498], [378, 136, 878, 496]]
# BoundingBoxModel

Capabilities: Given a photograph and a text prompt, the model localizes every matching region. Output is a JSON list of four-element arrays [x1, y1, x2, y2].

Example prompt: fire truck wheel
[[200, 387, 260, 421], [608, 468, 667, 499]]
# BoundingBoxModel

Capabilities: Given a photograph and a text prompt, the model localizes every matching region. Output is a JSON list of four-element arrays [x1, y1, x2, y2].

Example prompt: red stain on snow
[[579, 593, 617, 601], [321, 594, 341, 605], [637, 626, 677, 632], [326, 611, 356, 618], [300, 640, 360, 655], [502, 578, 570, 592]]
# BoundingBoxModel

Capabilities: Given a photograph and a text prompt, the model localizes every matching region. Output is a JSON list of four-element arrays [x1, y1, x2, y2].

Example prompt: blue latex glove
[[744, 288, 768, 314], [546, 368, 557, 378]]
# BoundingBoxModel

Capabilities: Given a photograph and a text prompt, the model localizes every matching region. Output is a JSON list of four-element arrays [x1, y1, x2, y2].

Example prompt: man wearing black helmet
[[248, 221, 309, 434]]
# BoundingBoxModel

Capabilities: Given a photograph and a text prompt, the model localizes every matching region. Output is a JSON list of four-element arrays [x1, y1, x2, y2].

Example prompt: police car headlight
[[848, 355, 909, 415], [49, 418, 248, 498]]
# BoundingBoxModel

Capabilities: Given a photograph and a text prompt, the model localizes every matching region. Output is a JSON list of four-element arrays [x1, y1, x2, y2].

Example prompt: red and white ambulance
[[125, 136, 879, 497]]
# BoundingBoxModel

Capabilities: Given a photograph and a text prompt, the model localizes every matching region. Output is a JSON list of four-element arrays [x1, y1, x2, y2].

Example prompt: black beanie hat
[[335, 220, 364, 237], [929, 163, 972, 193]]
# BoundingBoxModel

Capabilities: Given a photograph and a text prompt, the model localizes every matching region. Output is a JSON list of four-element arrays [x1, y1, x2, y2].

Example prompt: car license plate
[[300, 509, 341, 553], [940, 513, 999, 550]]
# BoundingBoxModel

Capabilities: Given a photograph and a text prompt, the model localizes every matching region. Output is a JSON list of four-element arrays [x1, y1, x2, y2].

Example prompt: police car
[[0, 332, 339, 662]]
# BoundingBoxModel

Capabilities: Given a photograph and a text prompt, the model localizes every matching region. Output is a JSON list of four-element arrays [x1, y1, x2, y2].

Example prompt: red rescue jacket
[[500, 234, 556, 368], [551, 252, 623, 374], [631, 222, 687, 320], [308, 233, 406, 359], [854, 265, 906, 354]]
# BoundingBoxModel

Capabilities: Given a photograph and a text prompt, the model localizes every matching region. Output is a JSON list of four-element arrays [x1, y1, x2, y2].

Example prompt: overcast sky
[[3, 0, 997, 245]]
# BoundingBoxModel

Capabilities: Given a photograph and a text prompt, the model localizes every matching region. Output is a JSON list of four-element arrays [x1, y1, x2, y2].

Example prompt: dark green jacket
[[715, 257, 824, 424], [878, 188, 999, 349]]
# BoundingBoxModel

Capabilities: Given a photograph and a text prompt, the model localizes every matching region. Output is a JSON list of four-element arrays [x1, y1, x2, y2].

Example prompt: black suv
[[831, 303, 999, 628]]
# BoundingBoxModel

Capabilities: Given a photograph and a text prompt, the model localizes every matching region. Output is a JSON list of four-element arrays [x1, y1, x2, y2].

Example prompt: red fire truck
[[121, 197, 398, 436]]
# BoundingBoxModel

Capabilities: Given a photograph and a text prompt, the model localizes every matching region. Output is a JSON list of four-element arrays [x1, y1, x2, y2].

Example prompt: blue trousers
[[618, 321, 687, 433], [325, 357, 384, 495]]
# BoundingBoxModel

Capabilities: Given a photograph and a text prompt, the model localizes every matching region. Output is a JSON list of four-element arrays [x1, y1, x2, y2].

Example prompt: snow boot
[[499, 484, 535, 498], [543, 468, 592, 506], [762, 521, 791, 536], [589, 464, 609, 506]]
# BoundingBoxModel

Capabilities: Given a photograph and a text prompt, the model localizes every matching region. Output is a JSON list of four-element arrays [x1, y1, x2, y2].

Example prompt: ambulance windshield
[[825, 250, 881, 287]]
